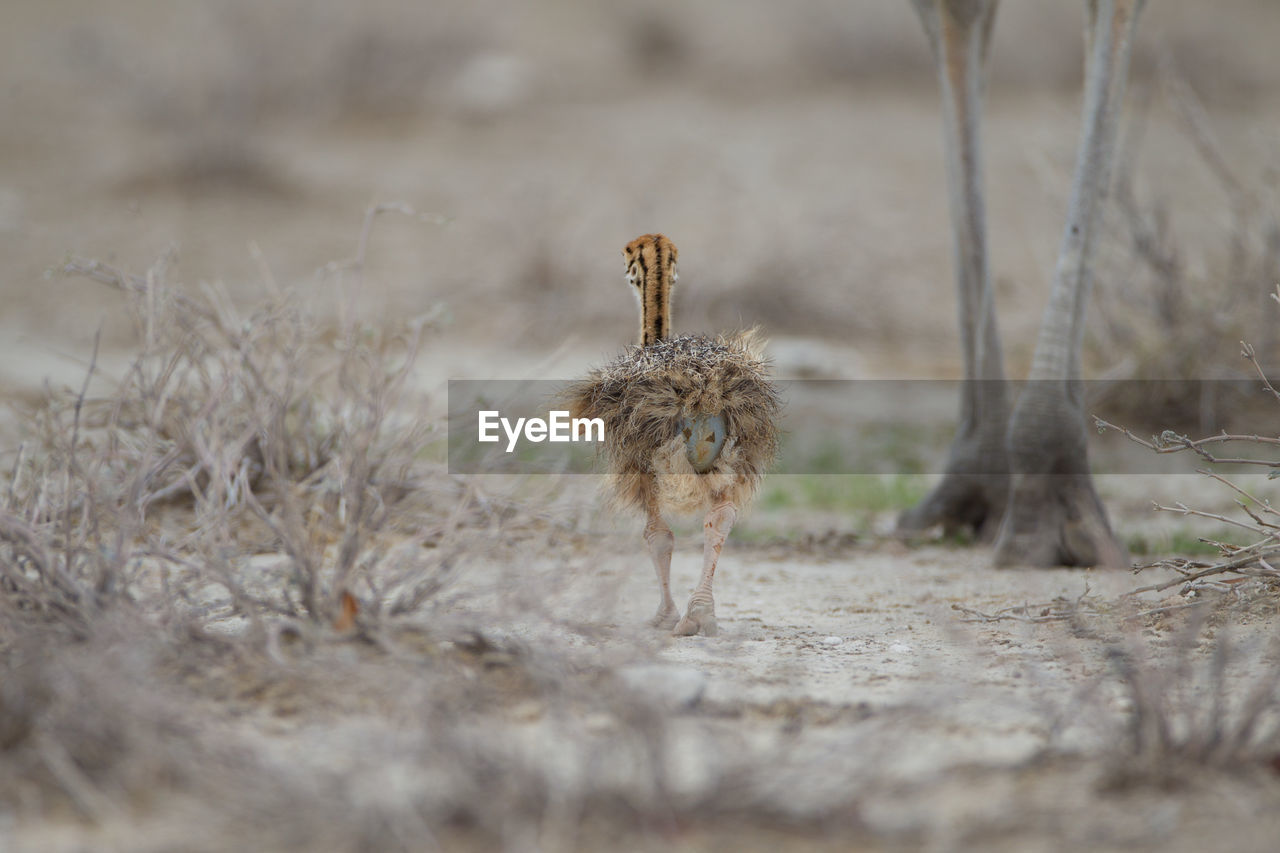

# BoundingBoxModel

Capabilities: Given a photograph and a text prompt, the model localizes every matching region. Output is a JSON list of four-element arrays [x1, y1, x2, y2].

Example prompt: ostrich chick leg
[[673, 500, 736, 638], [644, 511, 678, 630]]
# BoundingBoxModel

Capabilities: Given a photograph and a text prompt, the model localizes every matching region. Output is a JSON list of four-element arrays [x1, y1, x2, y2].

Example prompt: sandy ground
[[453, 537, 1280, 850]]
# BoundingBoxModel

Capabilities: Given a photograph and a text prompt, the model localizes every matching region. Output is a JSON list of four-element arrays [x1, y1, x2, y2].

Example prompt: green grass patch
[[1126, 528, 1244, 557], [775, 423, 944, 478], [758, 474, 929, 514]]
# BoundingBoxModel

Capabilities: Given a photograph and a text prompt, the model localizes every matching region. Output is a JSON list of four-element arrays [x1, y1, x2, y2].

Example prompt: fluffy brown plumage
[[563, 330, 779, 516]]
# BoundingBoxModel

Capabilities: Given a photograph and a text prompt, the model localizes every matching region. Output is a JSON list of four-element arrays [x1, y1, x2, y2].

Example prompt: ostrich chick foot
[[649, 603, 679, 630], [673, 597, 717, 637]]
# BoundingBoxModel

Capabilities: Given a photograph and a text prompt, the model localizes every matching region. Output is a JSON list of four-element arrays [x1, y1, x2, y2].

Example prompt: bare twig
[[1125, 549, 1280, 595], [1149, 501, 1277, 538], [1095, 419, 1280, 461], [952, 585, 1098, 624], [62, 328, 100, 593], [1241, 338, 1280, 404]]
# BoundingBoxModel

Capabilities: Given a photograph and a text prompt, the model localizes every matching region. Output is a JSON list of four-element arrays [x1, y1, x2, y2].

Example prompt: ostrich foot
[[649, 603, 679, 631], [673, 501, 733, 637], [994, 472, 1128, 568], [897, 425, 1009, 542], [673, 597, 717, 637], [897, 471, 1008, 542]]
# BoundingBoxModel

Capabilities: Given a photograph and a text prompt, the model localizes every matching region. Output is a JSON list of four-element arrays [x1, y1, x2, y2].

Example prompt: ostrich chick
[[564, 234, 779, 637]]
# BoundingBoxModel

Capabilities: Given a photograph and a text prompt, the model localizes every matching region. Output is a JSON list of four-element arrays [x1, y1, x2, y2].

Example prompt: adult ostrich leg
[[898, 0, 1009, 540], [900, 0, 1140, 567], [994, 0, 1143, 568]]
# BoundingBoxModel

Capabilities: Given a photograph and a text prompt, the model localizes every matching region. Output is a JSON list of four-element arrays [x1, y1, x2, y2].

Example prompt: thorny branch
[[1096, 286, 1280, 601]]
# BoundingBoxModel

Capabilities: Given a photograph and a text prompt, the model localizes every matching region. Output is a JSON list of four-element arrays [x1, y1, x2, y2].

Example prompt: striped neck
[[639, 261, 672, 347], [625, 234, 678, 347]]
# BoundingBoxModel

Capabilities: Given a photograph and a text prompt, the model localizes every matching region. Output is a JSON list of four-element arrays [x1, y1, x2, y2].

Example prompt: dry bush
[[1089, 280, 1280, 789], [0, 620, 249, 825], [1100, 618, 1280, 790], [1089, 69, 1280, 432], [1098, 298, 1280, 600], [1067, 225, 1280, 792], [0, 206, 464, 638]]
